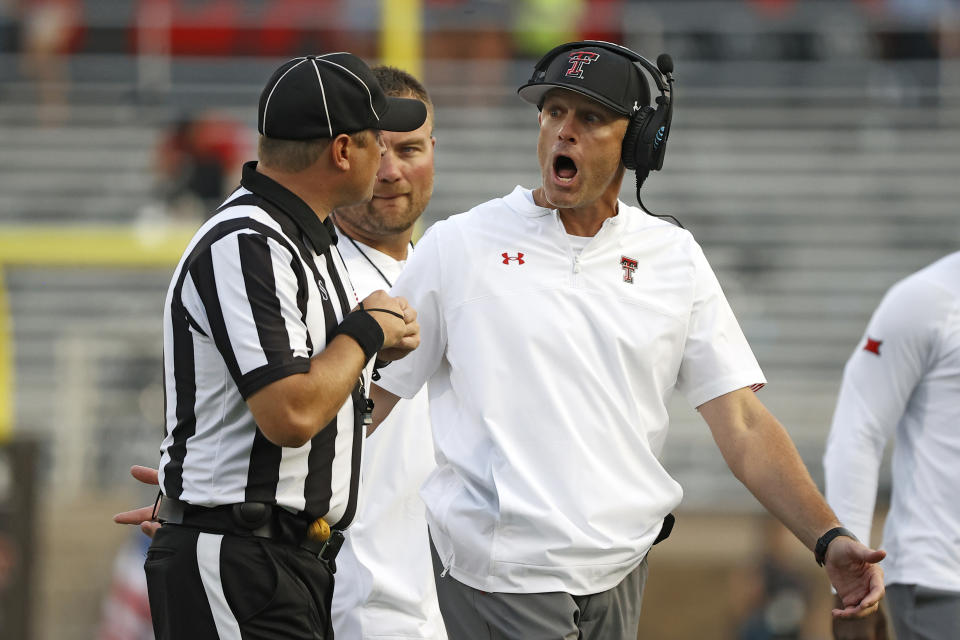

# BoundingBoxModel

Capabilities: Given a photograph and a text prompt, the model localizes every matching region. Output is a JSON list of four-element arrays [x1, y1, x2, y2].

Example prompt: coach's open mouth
[[554, 155, 578, 181]]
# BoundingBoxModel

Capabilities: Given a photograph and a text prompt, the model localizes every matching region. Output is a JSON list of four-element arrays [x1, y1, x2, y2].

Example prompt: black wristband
[[815, 526, 858, 566], [330, 310, 384, 363]]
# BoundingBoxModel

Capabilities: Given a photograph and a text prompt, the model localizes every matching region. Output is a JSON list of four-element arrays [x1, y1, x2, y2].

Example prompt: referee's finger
[[114, 504, 155, 525], [130, 465, 159, 486]]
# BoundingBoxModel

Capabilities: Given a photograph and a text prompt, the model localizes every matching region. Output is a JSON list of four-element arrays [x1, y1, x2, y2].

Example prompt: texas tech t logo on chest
[[566, 51, 600, 79], [620, 256, 638, 283]]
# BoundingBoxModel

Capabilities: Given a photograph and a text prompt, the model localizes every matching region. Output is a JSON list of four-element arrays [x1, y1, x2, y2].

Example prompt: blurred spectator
[[874, 0, 948, 59], [580, 0, 624, 44], [149, 111, 251, 223], [862, 0, 960, 103], [0, 0, 18, 54], [132, 0, 356, 59], [512, 0, 584, 58], [424, 0, 513, 100], [97, 531, 153, 640], [18, 0, 80, 126], [746, 0, 799, 17], [730, 520, 817, 640]]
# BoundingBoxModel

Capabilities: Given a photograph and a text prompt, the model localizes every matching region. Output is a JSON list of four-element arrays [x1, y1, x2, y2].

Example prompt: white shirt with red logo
[[331, 239, 447, 639], [825, 251, 960, 592], [375, 186, 766, 595]]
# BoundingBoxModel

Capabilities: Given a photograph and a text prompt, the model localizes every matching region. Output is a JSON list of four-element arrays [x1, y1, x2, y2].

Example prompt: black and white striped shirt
[[158, 161, 365, 528]]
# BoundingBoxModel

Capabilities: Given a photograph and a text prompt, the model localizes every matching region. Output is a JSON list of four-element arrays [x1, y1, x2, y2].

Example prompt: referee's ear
[[330, 133, 353, 172]]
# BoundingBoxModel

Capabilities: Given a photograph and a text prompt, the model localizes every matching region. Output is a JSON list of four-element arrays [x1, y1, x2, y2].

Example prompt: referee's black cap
[[518, 44, 650, 116], [258, 53, 427, 140]]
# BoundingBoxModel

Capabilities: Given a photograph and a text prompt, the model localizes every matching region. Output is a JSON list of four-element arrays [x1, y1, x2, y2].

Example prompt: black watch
[[815, 526, 858, 566]]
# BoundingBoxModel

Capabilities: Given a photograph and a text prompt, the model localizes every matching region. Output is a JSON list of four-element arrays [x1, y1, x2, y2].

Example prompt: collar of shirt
[[509, 185, 624, 228], [505, 185, 627, 250], [240, 160, 338, 253]]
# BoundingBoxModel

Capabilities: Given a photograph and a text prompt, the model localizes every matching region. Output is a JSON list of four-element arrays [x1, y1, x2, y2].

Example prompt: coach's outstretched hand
[[113, 465, 161, 538], [824, 536, 886, 619], [832, 594, 889, 639]]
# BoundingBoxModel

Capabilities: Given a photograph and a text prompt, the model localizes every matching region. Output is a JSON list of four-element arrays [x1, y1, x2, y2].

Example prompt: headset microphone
[[638, 52, 682, 228], [625, 50, 681, 228], [656, 54, 673, 75]]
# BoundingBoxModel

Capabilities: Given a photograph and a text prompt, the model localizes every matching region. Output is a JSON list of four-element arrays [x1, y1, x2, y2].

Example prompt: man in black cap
[[142, 53, 425, 640], [368, 41, 887, 639]]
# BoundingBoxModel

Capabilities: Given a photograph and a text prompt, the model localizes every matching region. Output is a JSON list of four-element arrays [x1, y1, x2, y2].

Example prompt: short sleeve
[[181, 229, 311, 398], [675, 243, 766, 408], [375, 223, 447, 399]]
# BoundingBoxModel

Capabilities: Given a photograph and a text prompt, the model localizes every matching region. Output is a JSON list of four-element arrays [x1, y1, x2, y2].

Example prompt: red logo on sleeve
[[502, 252, 525, 265], [863, 337, 882, 356]]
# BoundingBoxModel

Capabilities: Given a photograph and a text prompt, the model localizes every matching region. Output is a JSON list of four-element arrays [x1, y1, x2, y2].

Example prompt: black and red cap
[[518, 45, 650, 116], [258, 53, 427, 140]]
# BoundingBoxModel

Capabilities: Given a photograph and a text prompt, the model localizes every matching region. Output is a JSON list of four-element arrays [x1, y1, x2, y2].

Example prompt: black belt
[[653, 513, 675, 546], [157, 498, 345, 572]]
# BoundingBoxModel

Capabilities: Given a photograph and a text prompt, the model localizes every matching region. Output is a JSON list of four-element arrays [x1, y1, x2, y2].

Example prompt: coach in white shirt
[[371, 40, 887, 640], [825, 251, 960, 640]]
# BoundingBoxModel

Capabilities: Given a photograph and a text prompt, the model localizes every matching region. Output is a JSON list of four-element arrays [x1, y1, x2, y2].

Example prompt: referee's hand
[[361, 290, 420, 362], [113, 465, 161, 538]]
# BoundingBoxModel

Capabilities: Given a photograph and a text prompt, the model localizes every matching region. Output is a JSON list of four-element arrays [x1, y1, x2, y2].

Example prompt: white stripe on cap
[[316, 56, 379, 121], [309, 59, 334, 137], [262, 57, 309, 137]]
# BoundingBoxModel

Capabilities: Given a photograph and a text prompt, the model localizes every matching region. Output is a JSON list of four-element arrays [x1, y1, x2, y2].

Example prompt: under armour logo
[[565, 51, 600, 79], [502, 252, 525, 265], [620, 256, 638, 283]]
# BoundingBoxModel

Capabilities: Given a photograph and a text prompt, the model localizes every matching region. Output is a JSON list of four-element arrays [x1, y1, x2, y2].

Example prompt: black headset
[[529, 40, 675, 179]]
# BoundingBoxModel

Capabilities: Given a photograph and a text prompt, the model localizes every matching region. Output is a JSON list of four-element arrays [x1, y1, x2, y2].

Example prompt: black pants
[[145, 524, 334, 639]]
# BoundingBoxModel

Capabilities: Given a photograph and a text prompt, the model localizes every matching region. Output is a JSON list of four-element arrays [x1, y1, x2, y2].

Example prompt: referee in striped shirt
[[144, 53, 425, 640]]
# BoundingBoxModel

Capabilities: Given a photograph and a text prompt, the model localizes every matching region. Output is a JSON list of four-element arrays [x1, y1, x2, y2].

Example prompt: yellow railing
[[0, 0, 423, 442], [0, 227, 196, 441]]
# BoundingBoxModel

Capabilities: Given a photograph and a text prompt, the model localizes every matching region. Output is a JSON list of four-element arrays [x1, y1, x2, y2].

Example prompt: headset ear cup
[[622, 106, 653, 171], [644, 103, 670, 171]]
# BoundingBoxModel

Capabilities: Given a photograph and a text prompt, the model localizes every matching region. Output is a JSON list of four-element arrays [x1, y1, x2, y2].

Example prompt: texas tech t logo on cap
[[566, 51, 600, 79]]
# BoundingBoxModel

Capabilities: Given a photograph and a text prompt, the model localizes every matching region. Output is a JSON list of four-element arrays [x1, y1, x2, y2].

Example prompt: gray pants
[[430, 540, 648, 640], [886, 583, 960, 640]]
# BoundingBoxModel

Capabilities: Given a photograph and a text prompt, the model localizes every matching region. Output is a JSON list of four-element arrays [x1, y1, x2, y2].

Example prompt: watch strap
[[815, 526, 858, 566]]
